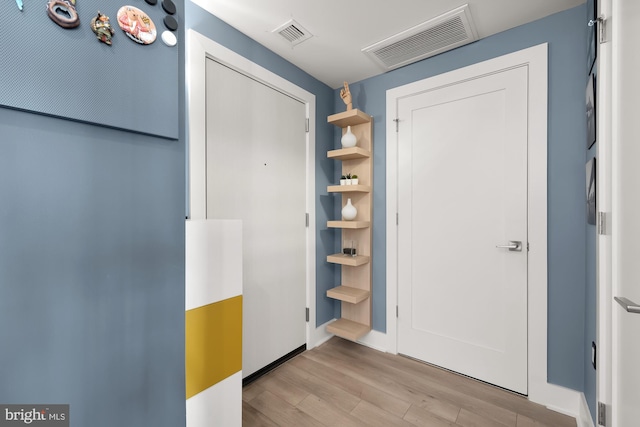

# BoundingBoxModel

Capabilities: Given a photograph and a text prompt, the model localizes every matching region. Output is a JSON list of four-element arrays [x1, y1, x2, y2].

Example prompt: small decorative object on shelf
[[345, 173, 352, 185], [340, 175, 347, 185], [47, 0, 80, 28], [340, 81, 353, 111], [351, 174, 359, 185], [342, 198, 357, 220], [343, 240, 357, 256], [341, 126, 357, 148], [91, 11, 115, 45]]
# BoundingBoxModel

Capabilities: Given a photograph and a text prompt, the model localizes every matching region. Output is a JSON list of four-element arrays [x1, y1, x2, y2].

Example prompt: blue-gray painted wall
[[0, 1, 595, 423], [332, 5, 590, 392], [0, 1, 186, 426]]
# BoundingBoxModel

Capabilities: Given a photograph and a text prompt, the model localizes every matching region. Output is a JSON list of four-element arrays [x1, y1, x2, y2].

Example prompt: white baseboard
[[357, 329, 389, 352], [310, 320, 336, 348], [577, 393, 596, 427]]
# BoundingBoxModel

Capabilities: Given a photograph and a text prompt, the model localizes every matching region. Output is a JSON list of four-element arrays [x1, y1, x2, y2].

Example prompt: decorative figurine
[[117, 5, 156, 45], [47, 0, 80, 28], [340, 81, 353, 111], [91, 11, 115, 45]]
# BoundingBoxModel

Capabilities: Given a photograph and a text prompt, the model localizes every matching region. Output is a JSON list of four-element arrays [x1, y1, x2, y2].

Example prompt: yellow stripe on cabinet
[[185, 295, 242, 399]]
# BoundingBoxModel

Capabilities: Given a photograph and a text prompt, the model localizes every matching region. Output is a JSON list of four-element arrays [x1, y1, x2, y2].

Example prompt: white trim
[[385, 44, 585, 416], [578, 392, 597, 427], [596, 1, 613, 425], [186, 29, 317, 349], [186, 371, 242, 427]]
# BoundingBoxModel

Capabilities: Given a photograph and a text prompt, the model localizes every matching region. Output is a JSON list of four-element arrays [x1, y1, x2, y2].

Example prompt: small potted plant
[[340, 175, 347, 185], [351, 174, 358, 185], [345, 173, 352, 185]]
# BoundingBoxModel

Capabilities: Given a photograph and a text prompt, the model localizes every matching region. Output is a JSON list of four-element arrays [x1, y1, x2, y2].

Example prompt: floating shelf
[[327, 220, 370, 229], [326, 318, 371, 341], [327, 185, 371, 193], [327, 254, 370, 266], [327, 109, 372, 127], [327, 147, 371, 160], [327, 286, 370, 304]]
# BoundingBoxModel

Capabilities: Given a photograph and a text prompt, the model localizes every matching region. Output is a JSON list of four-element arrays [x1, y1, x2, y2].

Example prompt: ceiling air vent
[[273, 19, 313, 46], [362, 4, 478, 70]]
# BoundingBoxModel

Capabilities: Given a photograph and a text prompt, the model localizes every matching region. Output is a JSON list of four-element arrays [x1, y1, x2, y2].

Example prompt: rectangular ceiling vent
[[362, 4, 479, 70], [273, 19, 313, 46]]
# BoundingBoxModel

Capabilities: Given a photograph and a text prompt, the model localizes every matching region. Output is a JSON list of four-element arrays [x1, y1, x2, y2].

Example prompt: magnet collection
[[15, 0, 179, 47]]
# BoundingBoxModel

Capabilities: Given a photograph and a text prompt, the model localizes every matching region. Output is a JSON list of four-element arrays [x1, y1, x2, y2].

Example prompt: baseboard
[[310, 320, 336, 348], [357, 329, 388, 352], [577, 393, 596, 427], [314, 320, 388, 352]]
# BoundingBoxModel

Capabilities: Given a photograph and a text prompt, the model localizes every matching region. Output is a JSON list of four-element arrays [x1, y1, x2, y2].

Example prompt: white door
[[611, 0, 640, 424], [397, 66, 529, 394], [205, 58, 307, 378]]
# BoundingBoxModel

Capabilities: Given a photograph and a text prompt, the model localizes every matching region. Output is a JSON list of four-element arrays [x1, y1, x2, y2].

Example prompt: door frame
[[386, 43, 579, 411], [186, 29, 317, 348]]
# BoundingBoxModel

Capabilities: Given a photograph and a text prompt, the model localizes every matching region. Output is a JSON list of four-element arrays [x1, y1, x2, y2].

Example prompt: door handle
[[614, 296, 640, 314], [496, 241, 522, 252]]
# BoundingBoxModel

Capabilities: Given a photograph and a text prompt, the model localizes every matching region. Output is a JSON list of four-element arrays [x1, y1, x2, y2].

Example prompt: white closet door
[[205, 58, 306, 378], [397, 65, 529, 394]]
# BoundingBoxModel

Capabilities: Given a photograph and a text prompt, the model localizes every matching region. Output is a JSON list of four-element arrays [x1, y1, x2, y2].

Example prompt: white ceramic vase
[[341, 126, 357, 148], [342, 198, 357, 220]]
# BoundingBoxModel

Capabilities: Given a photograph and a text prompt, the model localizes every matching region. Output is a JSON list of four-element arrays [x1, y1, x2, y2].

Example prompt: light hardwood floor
[[242, 337, 577, 427]]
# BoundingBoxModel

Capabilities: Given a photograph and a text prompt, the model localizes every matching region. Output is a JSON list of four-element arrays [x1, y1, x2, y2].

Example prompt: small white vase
[[340, 179, 346, 186], [342, 198, 357, 220], [345, 179, 352, 185], [351, 178, 359, 185], [341, 126, 357, 148]]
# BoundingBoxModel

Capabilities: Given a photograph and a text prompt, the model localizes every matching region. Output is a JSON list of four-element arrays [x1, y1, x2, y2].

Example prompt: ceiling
[[192, 0, 585, 89]]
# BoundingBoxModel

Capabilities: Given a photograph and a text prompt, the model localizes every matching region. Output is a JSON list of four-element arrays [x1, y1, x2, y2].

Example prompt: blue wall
[[333, 5, 589, 392], [0, 1, 186, 426]]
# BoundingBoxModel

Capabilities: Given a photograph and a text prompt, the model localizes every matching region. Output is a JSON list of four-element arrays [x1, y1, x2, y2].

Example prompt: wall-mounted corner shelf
[[327, 109, 371, 127], [327, 185, 371, 193], [327, 147, 371, 160], [327, 286, 370, 304], [327, 220, 370, 229], [325, 108, 373, 342], [327, 254, 369, 266], [326, 318, 371, 342]]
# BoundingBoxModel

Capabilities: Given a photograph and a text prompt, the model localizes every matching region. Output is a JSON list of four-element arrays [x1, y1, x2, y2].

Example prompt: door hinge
[[598, 401, 607, 426], [597, 212, 606, 235], [393, 118, 399, 132], [396, 213, 399, 225], [305, 118, 310, 133], [589, 16, 608, 44], [306, 307, 309, 322], [396, 305, 399, 318], [305, 213, 309, 228]]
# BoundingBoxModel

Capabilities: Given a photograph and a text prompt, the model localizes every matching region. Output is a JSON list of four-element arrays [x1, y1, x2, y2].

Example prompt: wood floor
[[242, 337, 577, 427]]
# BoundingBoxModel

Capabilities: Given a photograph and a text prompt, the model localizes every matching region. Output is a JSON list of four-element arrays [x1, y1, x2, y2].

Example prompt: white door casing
[[186, 29, 317, 353], [386, 44, 584, 411], [396, 66, 529, 394], [611, 0, 640, 425]]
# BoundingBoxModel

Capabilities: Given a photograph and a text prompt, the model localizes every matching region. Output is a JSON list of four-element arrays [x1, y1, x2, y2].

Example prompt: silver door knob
[[614, 296, 640, 314], [496, 241, 522, 252]]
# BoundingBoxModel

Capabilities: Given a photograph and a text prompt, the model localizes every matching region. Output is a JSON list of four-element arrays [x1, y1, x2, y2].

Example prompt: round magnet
[[161, 0, 176, 14], [117, 5, 157, 45], [144, 0, 157, 5], [161, 30, 177, 47], [163, 15, 178, 31]]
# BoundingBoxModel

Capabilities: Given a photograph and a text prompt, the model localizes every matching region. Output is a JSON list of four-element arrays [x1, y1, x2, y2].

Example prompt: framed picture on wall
[[587, 0, 597, 74], [586, 158, 596, 225], [586, 73, 596, 149]]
